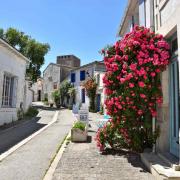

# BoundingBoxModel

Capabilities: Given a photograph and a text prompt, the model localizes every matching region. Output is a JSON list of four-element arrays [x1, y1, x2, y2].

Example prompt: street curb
[[43, 130, 71, 180], [0, 110, 59, 162]]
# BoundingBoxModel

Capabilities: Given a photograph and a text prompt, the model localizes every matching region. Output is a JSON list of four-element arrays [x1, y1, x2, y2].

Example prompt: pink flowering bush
[[96, 26, 170, 152]]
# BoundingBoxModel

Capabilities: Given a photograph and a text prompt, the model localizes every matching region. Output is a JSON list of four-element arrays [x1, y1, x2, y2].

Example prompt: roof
[[0, 38, 30, 62], [71, 60, 104, 72], [43, 63, 77, 74], [117, 0, 138, 37]]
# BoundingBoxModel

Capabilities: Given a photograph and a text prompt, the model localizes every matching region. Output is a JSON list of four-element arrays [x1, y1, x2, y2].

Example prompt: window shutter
[[80, 71, 85, 81], [71, 73, 75, 83], [12, 78, 18, 108]]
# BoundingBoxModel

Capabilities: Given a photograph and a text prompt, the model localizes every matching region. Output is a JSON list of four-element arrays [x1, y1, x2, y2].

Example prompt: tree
[[0, 27, 50, 82]]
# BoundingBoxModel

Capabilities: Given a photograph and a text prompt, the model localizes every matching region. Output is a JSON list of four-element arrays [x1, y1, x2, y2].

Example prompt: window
[[2, 74, 17, 107], [81, 89, 85, 103], [53, 82, 57, 89], [71, 73, 76, 83], [80, 70, 86, 81]]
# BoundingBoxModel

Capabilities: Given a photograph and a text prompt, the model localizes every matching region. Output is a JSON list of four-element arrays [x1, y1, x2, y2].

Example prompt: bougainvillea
[[83, 78, 97, 112], [96, 26, 170, 152]]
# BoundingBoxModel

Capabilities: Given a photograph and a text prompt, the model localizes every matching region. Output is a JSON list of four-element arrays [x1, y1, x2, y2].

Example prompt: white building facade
[[69, 61, 106, 111], [0, 38, 30, 125], [118, 0, 180, 177]]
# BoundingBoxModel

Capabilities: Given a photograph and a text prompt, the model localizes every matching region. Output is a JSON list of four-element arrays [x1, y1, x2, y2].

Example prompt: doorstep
[[141, 152, 180, 180]]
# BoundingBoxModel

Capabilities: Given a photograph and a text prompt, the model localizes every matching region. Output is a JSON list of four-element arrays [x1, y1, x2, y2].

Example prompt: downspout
[[150, 0, 156, 153]]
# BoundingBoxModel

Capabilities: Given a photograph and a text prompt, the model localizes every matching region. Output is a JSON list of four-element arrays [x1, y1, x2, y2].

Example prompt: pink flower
[[140, 94, 146, 98], [129, 83, 134, 88], [120, 78, 126, 84], [150, 72, 156, 77], [138, 81, 145, 88], [138, 110, 143, 115], [129, 63, 137, 71]]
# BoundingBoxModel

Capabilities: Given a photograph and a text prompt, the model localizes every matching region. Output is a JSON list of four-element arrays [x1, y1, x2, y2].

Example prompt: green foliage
[[59, 81, 73, 106], [25, 106, 38, 117], [52, 90, 60, 104], [99, 103, 104, 115], [83, 78, 97, 112], [0, 27, 50, 82], [44, 93, 48, 102], [73, 121, 86, 131]]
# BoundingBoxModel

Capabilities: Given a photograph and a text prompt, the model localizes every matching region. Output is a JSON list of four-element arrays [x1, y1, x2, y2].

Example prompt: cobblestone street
[[53, 113, 155, 180]]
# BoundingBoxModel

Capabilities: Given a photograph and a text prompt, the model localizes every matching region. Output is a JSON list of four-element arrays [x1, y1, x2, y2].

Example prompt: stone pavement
[[53, 113, 155, 180], [0, 108, 74, 180]]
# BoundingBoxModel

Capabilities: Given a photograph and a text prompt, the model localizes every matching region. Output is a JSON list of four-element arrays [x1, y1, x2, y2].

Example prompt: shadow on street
[[0, 117, 46, 154]]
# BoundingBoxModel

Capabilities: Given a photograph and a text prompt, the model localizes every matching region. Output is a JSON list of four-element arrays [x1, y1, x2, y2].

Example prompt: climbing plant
[[96, 26, 170, 152], [83, 78, 97, 112]]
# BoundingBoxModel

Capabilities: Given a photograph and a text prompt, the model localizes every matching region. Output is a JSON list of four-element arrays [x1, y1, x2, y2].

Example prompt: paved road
[[53, 113, 155, 180], [0, 108, 74, 180], [0, 108, 55, 154]]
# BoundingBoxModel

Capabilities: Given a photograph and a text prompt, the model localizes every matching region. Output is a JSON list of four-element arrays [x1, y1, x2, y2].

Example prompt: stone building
[[69, 61, 106, 112], [118, 0, 180, 178], [43, 55, 80, 104], [57, 55, 80, 67], [0, 38, 32, 125]]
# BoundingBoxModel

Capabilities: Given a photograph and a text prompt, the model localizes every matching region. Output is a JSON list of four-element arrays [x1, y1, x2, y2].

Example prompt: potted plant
[[71, 121, 87, 142]]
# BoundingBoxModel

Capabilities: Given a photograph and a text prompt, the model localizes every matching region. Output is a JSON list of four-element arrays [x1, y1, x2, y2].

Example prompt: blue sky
[[0, 0, 127, 72]]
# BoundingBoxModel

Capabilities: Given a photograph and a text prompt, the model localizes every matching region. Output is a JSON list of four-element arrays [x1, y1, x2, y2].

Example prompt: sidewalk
[[52, 112, 155, 180]]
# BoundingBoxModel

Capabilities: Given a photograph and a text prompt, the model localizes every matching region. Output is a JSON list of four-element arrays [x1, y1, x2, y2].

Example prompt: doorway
[[38, 90, 41, 101], [169, 59, 179, 157]]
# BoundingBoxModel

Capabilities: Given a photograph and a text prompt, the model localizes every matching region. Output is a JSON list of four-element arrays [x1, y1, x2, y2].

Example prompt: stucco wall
[[23, 81, 33, 112], [43, 64, 60, 103], [0, 44, 27, 125]]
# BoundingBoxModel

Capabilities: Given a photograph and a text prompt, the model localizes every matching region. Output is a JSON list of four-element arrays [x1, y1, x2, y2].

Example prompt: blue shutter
[[71, 73, 75, 83], [82, 89, 85, 103], [80, 71, 85, 81]]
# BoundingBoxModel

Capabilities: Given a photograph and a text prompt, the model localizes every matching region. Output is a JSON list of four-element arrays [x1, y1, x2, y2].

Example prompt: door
[[81, 89, 85, 103], [169, 59, 180, 157], [38, 90, 41, 101], [97, 94, 101, 112]]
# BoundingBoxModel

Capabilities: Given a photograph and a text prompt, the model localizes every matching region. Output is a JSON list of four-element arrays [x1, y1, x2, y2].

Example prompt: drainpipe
[[149, 0, 156, 153], [152, 116, 156, 153]]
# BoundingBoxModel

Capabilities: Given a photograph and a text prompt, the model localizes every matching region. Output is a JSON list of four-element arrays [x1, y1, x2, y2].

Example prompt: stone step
[[141, 152, 180, 180], [158, 152, 180, 171]]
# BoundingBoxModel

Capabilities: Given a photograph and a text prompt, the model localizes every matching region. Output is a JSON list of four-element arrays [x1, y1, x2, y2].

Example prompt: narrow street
[[0, 108, 74, 180]]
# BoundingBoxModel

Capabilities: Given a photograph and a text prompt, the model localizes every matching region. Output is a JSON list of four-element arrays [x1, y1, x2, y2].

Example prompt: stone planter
[[71, 127, 87, 142]]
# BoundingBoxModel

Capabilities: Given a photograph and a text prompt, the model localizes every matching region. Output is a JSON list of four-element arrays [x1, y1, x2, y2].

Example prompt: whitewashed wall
[[23, 81, 33, 112], [31, 78, 43, 101], [43, 64, 60, 103], [0, 44, 27, 125]]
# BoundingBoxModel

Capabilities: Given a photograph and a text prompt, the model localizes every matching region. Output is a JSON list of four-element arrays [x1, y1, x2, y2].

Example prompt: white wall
[[31, 78, 43, 101], [43, 64, 60, 103], [0, 44, 27, 125], [23, 81, 33, 112]]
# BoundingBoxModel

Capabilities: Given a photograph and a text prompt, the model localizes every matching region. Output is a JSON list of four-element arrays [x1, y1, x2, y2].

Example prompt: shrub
[[96, 25, 170, 152], [83, 78, 97, 112], [25, 106, 38, 117], [73, 121, 86, 131]]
